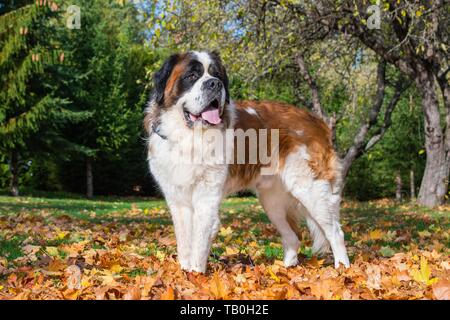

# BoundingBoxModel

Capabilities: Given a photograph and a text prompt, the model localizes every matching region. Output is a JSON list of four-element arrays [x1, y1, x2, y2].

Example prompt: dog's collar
[[152, 123, 167, 140]]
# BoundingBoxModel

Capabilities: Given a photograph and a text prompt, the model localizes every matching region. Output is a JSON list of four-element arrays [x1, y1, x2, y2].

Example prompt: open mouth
[[184, 99, 222, 126]]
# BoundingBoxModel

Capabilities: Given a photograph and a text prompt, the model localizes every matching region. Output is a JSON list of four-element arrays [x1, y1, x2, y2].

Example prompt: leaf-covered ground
[[0, 193, 449, 300]]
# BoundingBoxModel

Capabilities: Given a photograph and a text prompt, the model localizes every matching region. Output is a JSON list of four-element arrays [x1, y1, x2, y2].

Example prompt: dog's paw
[[187, 265, 207, 273], [334, 257, 350, 269], [179, 263, 207, 273], [283, 252, 299, 268], [179, 262, 192, 272]]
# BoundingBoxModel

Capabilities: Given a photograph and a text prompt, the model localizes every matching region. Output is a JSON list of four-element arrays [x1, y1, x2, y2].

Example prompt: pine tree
[[0, 1, 89, 196], [61, 0, 148, 198]]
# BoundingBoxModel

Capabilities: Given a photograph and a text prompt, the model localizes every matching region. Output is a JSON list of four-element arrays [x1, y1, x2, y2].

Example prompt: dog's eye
[[186, 73, 198, 81]]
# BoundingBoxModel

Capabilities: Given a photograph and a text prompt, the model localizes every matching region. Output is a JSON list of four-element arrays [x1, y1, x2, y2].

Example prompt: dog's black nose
[[203, 78, 222, 91]]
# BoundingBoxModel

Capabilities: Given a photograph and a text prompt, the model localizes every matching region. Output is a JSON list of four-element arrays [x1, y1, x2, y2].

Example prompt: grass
[[0, 192, 448, 263], [0, 192, 259, 260], [0, 236, 25, 261], [0, 191, 163, 217]]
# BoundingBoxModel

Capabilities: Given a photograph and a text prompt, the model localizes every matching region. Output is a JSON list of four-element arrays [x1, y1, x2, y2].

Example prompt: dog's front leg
[[189, 184, 222, 273], [166, 201, 193, 271]]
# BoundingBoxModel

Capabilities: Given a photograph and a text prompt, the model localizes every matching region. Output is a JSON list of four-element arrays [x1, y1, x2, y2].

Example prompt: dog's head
[[149, 51, 230, 131]]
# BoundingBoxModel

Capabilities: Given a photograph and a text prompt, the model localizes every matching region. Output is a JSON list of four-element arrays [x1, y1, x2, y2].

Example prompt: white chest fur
[[147, 114, 231, 199], [148, 135, 228, 188], [147, 120, 230, 273]]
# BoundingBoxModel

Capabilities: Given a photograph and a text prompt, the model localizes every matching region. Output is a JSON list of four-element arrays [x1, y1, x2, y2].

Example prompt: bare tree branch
[[341, 59, 387, 178], [365, 79, 411, 151], [295, 53, 327, 121]]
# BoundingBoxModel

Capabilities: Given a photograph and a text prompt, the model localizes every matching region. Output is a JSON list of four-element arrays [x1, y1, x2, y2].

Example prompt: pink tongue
[[201, 108, 221, 124]]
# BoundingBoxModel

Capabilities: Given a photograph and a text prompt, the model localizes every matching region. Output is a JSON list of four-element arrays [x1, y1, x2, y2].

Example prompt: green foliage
[[0, 1, 90, 160], [0, 1, 158, 196], [345, 90, 425, 200], [60, 0, 150, 156], [0, 154, 9, 189]]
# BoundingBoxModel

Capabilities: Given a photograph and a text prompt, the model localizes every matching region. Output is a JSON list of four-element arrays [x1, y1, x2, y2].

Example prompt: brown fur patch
[[229, 100, 338, 187], [163, 54, 189, 107]]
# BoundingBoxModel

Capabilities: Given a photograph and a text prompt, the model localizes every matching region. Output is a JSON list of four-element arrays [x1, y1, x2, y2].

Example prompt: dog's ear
[[153, 54, 179, 105], [209, 51, 230, 103]]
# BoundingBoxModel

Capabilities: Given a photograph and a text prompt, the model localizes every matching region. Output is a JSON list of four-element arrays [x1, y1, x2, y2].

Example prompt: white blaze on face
[[193, 51, 213, 69], [194, 51, 227, 117], [175, 51, 226, 119]]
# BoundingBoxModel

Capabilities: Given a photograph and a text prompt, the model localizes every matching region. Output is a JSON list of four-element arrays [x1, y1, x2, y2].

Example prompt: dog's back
[[227, 100, 340, 193]]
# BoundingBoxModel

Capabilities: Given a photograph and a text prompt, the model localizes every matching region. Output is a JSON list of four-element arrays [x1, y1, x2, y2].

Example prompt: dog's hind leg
[[281, 148, 349, 268], [290, 201, 331, 256], [257, 177, 300, 267], [287, 181, 348, 268]]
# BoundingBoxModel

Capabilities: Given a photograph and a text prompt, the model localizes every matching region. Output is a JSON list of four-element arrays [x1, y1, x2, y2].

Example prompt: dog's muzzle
[[183, 78, 224, 126]]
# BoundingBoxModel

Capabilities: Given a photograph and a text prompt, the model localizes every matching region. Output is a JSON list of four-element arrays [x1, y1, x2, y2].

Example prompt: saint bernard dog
[[144, 51, 349, 273]]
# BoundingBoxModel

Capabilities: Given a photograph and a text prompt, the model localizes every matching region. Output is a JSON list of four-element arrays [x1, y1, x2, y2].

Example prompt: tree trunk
[[417, 70, 449, 207], [410, 169, 416, 201], [86, 158, 93, 199], [395, 171, 402, 202], [9, 150, 19, 197]]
